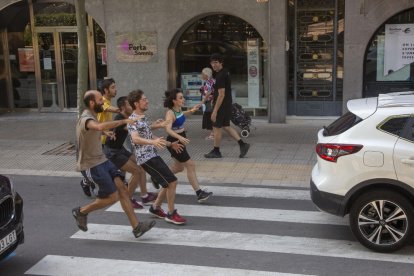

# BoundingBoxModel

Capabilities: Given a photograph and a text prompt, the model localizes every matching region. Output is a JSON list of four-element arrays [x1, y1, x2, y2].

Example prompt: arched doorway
[[0, 1, 107, 111], [169, 14, 268, 115], [363, 8, 414, 98]]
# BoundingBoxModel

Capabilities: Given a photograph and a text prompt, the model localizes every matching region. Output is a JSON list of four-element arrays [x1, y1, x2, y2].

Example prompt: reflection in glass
[[38, 32, 59, 109], [363, 8, 414, 98], [175, 14, 268, 112], [0, 33, 8, 108], [60, 32, 78, 108]]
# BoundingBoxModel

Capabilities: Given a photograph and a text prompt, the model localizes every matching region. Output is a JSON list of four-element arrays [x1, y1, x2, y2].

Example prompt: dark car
[[0, 175, 24, 260]]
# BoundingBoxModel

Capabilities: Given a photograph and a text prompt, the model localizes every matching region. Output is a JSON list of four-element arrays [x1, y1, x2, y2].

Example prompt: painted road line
[[106, 202, 347, 225], [71, 224, 414, 265], [173, 185, 310, 200], [25, 255, 312, 276]]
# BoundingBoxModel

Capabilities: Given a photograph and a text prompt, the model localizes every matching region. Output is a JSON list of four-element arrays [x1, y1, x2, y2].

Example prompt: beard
[[93, 102, 104, 113]]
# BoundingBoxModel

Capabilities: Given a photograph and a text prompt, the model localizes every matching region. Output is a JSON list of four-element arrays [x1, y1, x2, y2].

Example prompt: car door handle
[[401, 158, 414, 165]]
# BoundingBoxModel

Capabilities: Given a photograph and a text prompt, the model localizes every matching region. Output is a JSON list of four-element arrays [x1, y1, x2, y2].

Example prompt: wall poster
[[247, 38, 261, 107], [382, 24, 414, 80], [115, 32, 158, 63], [18, 48, 35, 72]]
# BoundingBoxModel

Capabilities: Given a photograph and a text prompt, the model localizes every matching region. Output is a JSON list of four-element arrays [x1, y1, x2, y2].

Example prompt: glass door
[[59, 32, 78, 108], [0, 30, 9, 108], [37, 32, 60, 111], [36, 28, 79, 111]]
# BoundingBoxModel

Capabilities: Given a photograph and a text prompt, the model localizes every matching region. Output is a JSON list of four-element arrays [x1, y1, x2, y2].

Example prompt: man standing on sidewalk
[[73, 90, 155, 238], [204, 53, 250, 158]]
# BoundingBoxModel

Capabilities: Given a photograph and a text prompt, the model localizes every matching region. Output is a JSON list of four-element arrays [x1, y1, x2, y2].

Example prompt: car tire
[[349, 189, 414, 253]]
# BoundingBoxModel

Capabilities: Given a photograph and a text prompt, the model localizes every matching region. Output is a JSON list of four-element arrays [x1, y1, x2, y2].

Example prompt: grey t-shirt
[[76, 109, 107, 171], [127, 113, 158, 165]]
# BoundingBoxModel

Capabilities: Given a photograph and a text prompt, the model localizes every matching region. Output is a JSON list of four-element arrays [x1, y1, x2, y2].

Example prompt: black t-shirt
[[213, 68, 232, 108], [106, 113, 128, 149]]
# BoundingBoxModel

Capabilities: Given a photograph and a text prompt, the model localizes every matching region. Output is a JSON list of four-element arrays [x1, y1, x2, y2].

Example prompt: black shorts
[[103, 145, 132, 169], [202, 111, 213, 130], [166, 132, 191, 163], [81, 160, 123, 198], [213, 105, 231, 128], [141, 156, 177, 188]]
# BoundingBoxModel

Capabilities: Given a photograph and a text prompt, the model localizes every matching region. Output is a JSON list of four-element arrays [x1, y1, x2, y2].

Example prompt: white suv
[[311, 92, 414, 253]]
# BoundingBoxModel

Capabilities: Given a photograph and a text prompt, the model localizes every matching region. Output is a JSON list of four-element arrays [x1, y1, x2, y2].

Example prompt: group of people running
[[73, 53, 251, 238]]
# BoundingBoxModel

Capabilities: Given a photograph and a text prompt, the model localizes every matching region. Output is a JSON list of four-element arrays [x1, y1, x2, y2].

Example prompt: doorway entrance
[[0, 1, 107, 112], [35, 28, 79, 110]]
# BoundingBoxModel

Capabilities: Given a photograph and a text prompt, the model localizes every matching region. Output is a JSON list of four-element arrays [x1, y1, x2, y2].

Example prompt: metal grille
[[0, 196, 14, 228], [296, 7, 335, 101], [42, 142, 76, 156]]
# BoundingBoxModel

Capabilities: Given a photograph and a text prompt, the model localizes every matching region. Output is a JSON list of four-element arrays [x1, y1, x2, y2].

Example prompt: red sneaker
[[131, 198, 144, 209], [149, 206, 167, 218], [165, 209, 186, 225]]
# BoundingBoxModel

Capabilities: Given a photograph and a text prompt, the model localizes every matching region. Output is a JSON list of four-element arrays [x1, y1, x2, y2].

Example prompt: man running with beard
[[73, 90, 155, 238]]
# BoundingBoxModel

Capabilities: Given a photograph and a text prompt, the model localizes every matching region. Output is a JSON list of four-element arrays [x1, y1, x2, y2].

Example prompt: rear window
[[323, 112, 362, 136]]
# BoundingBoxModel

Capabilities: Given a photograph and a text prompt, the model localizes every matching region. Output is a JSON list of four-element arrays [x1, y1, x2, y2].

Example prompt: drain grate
[[42, 142, 76, 156]]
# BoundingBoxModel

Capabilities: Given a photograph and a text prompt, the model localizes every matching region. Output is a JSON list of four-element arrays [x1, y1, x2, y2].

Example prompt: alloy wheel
[[358, 199, 408, 246]]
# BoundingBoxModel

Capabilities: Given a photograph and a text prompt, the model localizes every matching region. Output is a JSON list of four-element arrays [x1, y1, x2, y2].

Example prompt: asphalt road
[[1, 175, 414, 276]]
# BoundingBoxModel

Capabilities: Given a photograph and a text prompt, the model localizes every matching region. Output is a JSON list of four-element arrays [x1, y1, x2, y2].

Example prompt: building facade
[[0, 0, 413, 122]]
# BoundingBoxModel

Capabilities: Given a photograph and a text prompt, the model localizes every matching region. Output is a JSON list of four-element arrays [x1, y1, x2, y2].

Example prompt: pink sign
[[18, 48, 35, 72], [101, 47, 107, 65]]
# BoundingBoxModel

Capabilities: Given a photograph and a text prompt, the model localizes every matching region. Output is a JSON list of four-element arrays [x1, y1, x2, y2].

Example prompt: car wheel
[[349, 190, 414, 253]]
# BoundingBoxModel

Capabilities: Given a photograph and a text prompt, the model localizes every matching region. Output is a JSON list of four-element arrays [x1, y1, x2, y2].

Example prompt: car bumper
[[310, 180, 345, 216], [0, 192, 24, 260]]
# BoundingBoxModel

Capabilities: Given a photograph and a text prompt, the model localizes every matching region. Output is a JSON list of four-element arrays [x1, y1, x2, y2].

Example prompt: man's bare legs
[[165, 181, 178, 213], [120, 158, 142, 198], [76, 176, 139, 231], [206, 125, 250, 158], [151, 181, 177, 214], [80, 192, 118, 215], [223, 126, 241, 140], [213, 126, 222, 148], [113, 176, 139, 229]]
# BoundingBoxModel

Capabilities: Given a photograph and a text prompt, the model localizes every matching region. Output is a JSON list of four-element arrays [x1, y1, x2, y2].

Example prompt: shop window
[[0, 1, 37, 108], [363, 8, 414, 98], [0, 33, 8, 108], [94, 21, 107, 87], [174, 14, 268, 114]]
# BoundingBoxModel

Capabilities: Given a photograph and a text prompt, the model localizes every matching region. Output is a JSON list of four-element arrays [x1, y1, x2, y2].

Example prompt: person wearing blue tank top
[[162, 88, 213, 203]]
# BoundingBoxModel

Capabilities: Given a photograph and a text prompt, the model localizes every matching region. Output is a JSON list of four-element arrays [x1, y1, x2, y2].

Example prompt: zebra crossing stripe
[[25, 255, 312, 276], [106, 202, 347, 225], [173, 185, 310, 200], [71, 224, 414, 264]]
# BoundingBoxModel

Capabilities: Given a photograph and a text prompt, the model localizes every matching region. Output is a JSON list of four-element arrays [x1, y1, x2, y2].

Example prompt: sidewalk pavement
[[0, 111, 335, 188]]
